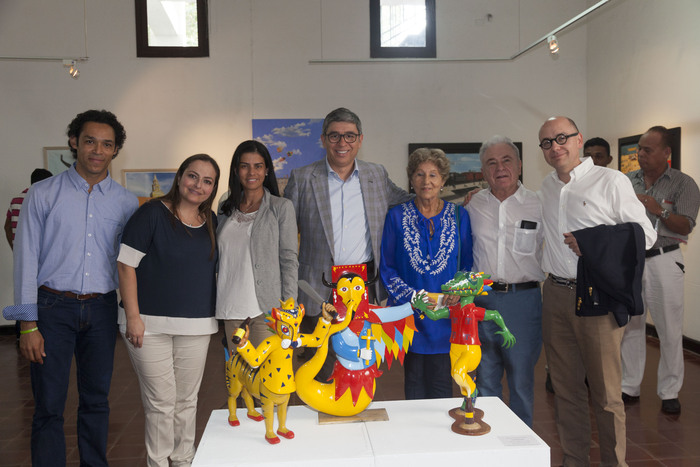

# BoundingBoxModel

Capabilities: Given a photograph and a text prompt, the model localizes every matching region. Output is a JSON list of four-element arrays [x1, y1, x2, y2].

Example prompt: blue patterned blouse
[[379, 200, 473, 354]]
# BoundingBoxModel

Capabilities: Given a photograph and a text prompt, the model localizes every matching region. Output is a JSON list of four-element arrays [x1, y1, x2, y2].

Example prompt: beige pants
[[621, 248, 685, 399], [123, 333, 211, 467], [542, 277, 627, 467]]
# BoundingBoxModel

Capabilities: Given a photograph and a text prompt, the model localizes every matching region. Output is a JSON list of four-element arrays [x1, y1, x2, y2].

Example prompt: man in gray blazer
[[284, 107, 411, 317]]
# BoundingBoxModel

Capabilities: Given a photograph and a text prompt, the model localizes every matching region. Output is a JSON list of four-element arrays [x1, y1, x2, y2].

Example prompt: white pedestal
[[193, 397, 549, 466]]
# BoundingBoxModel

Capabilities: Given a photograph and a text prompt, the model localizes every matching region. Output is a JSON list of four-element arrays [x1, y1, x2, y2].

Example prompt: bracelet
[[20, 327, 39, 335]]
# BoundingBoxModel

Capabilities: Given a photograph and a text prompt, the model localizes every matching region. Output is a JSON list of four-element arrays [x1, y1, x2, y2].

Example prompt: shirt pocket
[[513, 227, 538, 255]]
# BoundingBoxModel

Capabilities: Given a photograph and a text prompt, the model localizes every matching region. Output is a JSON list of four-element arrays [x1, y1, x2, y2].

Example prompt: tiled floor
[[1, 325, 699, 466]]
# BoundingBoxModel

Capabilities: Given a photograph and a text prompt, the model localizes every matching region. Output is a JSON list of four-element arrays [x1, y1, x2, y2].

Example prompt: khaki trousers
[[542, 277, 627, 467], [124, 333, 211, 467]]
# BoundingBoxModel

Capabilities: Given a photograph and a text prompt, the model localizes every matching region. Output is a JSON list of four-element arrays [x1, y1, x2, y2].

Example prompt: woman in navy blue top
[[117, 154, 220, 467]]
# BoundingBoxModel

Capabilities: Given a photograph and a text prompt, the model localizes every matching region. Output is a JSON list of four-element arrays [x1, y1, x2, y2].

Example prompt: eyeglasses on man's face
[[539, 132, 579, 149], [325, 132, 360, 144]]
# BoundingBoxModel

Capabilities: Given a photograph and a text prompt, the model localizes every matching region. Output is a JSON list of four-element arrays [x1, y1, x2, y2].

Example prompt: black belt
[[645, 243, 680, 258], [39, 285, 103, 301], [490, 281, 540, 292], [548, 274, 576, 288]]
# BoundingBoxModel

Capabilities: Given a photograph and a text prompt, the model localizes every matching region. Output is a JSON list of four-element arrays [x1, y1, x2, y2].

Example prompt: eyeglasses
[[539, 132, 579, 149], [325, 132, 360, 144]]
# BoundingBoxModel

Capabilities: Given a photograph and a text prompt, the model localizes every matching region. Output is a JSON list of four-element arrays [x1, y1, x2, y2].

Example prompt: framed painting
[[618, 127, 681, 174], [123, 169, 177, 206], [408, 142, 523, 202], [43, 146, 74, 175], [252, 118, 325, 195]]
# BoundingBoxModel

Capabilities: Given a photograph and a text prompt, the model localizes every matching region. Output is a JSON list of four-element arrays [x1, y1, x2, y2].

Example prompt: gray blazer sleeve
[[276, 197, 299, 303], [283, 169, 300, 224], [249, 192, 300, 311]]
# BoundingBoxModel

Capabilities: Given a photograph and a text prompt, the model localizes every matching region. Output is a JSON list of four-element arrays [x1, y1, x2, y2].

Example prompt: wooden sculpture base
[[318, 408, 389, 425], [448, 407, 491, 436]]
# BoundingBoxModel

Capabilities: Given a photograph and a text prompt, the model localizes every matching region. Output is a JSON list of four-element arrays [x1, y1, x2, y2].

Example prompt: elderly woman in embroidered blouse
[[118, 154, 220, 467], [216, 140, 298, 351], [380, 147, 473, 400]]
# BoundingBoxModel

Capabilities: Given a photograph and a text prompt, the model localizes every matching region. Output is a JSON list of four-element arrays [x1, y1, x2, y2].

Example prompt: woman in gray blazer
[[216, 140, 298, 350]]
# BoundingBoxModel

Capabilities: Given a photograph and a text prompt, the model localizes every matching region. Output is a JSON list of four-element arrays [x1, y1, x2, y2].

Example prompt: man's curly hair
[[66, 109, 126, 158]]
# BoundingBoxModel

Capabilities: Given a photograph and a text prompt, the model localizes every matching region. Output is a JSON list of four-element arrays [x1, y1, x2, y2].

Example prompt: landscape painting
[[252, 118, 325, 194]]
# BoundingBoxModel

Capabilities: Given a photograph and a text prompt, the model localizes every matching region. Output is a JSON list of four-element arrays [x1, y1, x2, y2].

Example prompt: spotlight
[[547, 35, 559, 54], [62, 59, 80, 79]]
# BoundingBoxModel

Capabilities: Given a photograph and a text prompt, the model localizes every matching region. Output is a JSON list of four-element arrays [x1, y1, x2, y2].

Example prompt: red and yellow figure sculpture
[[225, 298, 333, 444], [295, 264, 417, 416], [413, 271, 515, 435]]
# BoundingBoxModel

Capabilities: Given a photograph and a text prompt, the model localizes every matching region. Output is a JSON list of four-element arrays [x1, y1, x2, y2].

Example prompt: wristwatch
[[660, 209, 671, 219]]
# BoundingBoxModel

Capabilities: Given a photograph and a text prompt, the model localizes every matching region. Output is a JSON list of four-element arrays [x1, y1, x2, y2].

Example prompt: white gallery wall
[[585, 0, 700, 339], [0, 0, 698, 341]]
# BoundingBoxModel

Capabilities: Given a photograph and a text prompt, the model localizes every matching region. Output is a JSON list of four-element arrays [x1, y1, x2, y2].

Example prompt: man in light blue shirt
[[285, 107, 411, 309], [284, 108, 411, 378], [4, 110, 138, 467], [327, 161, 373, 267]]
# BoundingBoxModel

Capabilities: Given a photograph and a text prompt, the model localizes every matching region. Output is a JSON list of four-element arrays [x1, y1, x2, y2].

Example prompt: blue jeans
[[475, 287, 542, 426], [404, 352, 453, 400], [31, 289, 118, 467]]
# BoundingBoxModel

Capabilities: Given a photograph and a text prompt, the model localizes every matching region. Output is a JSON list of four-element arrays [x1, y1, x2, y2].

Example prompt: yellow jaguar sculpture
[[225, 298, 332, 444]]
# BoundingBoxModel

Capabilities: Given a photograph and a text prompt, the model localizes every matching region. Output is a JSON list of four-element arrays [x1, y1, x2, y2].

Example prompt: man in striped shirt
[[4, 168, 52, 249], [620, 126, 700, 415]]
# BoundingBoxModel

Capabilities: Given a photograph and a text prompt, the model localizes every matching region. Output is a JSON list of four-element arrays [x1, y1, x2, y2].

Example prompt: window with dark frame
[[370, 0, 436, 59], [135, 0, 209, 58]]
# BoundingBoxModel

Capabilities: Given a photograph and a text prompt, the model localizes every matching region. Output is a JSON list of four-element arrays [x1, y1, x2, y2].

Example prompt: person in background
[[583, 137, 613, 167], [118, 154, 220, 467], [620, 126, 700, 415], [217, 140, 298, 350], [3, 110, 138, 466], [380, 147, 473, 400], [466, 135, 544, 427], [4, 168, 52, 249], [537, 116, 655, 465]]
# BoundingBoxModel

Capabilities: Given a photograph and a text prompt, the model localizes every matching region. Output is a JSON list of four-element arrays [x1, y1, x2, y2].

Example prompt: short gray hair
[[479, 135, 520, 164], [407, 147, 451, 181], [322, 107, 362, 135]]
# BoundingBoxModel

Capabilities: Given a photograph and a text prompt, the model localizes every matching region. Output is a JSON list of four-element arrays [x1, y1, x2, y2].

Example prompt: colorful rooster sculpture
[[295, 264, 418, 416]]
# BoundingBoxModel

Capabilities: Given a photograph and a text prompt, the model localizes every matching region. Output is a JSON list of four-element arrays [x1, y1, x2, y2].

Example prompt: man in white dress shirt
[[537, 116, 656, 466], [466, 135, 544, 427]]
